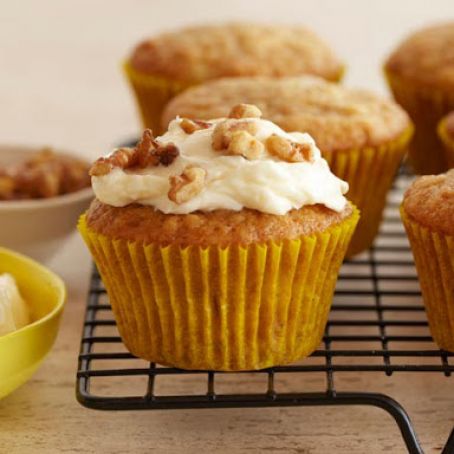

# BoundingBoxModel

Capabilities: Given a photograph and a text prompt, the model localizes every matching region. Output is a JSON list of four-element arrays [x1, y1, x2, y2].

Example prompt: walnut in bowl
[[0, 145, 93, 262]]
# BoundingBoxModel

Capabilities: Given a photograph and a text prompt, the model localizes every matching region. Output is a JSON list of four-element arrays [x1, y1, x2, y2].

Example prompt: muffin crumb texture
[[403, 169, 454, 235], [385, 21, 454, 90], [86, 199, 353, 247], [162, 76, 410, 152], [129, 23, 344, 82]]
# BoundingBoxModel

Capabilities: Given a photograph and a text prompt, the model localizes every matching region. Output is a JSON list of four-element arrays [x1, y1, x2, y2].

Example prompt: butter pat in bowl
[[0, 145, 93, 263], [0, 247, 66, 400]]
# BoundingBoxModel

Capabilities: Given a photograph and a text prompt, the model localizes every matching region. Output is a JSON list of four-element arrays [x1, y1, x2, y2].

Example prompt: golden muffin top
[[385, 22, 454, 90], [403, 169, 454, 235], [86, 199, 354, 247], [128, 23, 344, 83], [162, 76, 411, 153]]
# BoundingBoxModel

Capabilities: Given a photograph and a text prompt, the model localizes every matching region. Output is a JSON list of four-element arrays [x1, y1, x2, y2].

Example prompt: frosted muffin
[[438, 111, 454, 169], [401, 170, 454, 351], [79, 104, 358, 371], [162, 76, 412, 256], [124, 23, 344, 134], [385, 22, 454, 174]]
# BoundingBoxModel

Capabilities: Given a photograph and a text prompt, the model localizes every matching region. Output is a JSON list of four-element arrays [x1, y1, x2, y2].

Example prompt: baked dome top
[[128, 23, 343, 83], [162, 76, 410, 152], [385, 22, 454, 90], [403, 169, 454, 235]]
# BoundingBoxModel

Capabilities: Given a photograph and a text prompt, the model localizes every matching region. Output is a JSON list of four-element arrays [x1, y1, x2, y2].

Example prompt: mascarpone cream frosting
[[92, 117, 349, 215]]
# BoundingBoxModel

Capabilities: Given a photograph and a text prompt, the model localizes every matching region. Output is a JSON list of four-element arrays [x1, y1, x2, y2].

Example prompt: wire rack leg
[[442, 427, 454, 454], [333, 393, 423, 454]]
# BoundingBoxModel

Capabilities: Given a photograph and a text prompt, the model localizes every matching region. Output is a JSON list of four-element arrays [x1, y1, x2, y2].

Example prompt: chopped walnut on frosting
[[228, 130, 264, 159], [266, 134, 314, 163], [168, 166, 207, 204], [89, 129, 180, 176], [228, 103, 262, 119], [208, 103, 314, 163], [180, 118, 211, 134], [212, 119, 259, 152], [211, 104, 263, 156]]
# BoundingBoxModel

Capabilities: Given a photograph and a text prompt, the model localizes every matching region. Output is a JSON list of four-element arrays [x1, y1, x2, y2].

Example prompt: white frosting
[[92, 118, 348, 215], [0, 274, 30, 337]]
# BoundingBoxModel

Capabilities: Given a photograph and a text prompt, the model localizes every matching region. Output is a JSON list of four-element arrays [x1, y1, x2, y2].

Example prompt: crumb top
[[129, 23, 343, 82], [403, 169, 454, 235], [385, 22, 454, 90], [162, 76, 410, 152]]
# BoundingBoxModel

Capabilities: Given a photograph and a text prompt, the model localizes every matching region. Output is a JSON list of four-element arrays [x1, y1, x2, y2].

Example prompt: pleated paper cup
[[437, 117, 454, 169], [385, 70, 454, 174], [401, 207, 454, 352], [78, 207, 359, 371], [324, 127, 412, 257], [123, 61, 191, 135]]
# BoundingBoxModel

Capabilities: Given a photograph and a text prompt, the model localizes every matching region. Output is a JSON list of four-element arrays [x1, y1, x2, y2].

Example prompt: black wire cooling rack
[[76, 174, 454, 454]]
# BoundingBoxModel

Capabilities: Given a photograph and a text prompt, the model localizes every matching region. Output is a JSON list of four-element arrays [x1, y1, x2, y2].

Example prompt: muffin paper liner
[[78, 208, 358, 371], [385, 70, 454, 174], [324, 126, 412, 257], [437, 117, 454, 169], [401, 208, 454, 352], [123, 62, 191, 134]]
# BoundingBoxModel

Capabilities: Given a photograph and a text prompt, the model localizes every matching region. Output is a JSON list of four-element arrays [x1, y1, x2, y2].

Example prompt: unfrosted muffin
[[162, 76, 412, 256], [79, 104, 358, 371], [438, 111, 454, 169], [401, 170, 454, 351], [124, 23, 344, 134], [385, 22, 454, 174]]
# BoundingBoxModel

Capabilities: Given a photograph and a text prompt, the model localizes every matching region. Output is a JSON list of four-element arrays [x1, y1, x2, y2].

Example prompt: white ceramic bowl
[[0, 145, 93, 262]]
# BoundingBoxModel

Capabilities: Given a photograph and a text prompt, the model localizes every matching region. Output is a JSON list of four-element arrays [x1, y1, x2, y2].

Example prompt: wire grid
[[76, 174, 454, 410]]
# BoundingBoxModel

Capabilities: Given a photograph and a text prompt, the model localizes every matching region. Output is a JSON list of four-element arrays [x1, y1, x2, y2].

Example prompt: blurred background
[[1, 0, 453, 157]]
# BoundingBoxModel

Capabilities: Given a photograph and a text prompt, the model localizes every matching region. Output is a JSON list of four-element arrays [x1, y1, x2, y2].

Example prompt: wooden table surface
[[1, 1, 454, 452]]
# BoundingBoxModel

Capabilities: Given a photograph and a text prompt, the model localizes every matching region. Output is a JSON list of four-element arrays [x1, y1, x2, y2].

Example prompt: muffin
[[401, 170, 454, 351], [79, 104, 359, 371], [385, 22, 454, 174], [438, 111, 454, 169], [162, 76, 412, 257], [124, 23, 344, 134]]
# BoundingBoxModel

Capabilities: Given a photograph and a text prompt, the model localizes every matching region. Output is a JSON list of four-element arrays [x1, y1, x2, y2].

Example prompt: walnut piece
[[0, 148, 91, 200], [135, 129, 159, 168], [89, 129, 180, 176], [265, 135, 314, 163], [89, 148, 136, 176], [0, 171, 15, 200], [212, 120, 258, 151], [228, 104, 262, 119], [180, 118, 211, 134], [228, 131, 264, 160], [168, 166, 207, 204], [157, 143, 180, 166]]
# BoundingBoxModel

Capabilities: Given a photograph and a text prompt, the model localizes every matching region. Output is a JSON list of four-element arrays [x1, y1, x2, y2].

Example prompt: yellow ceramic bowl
[[0, 247, 66, 399]]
